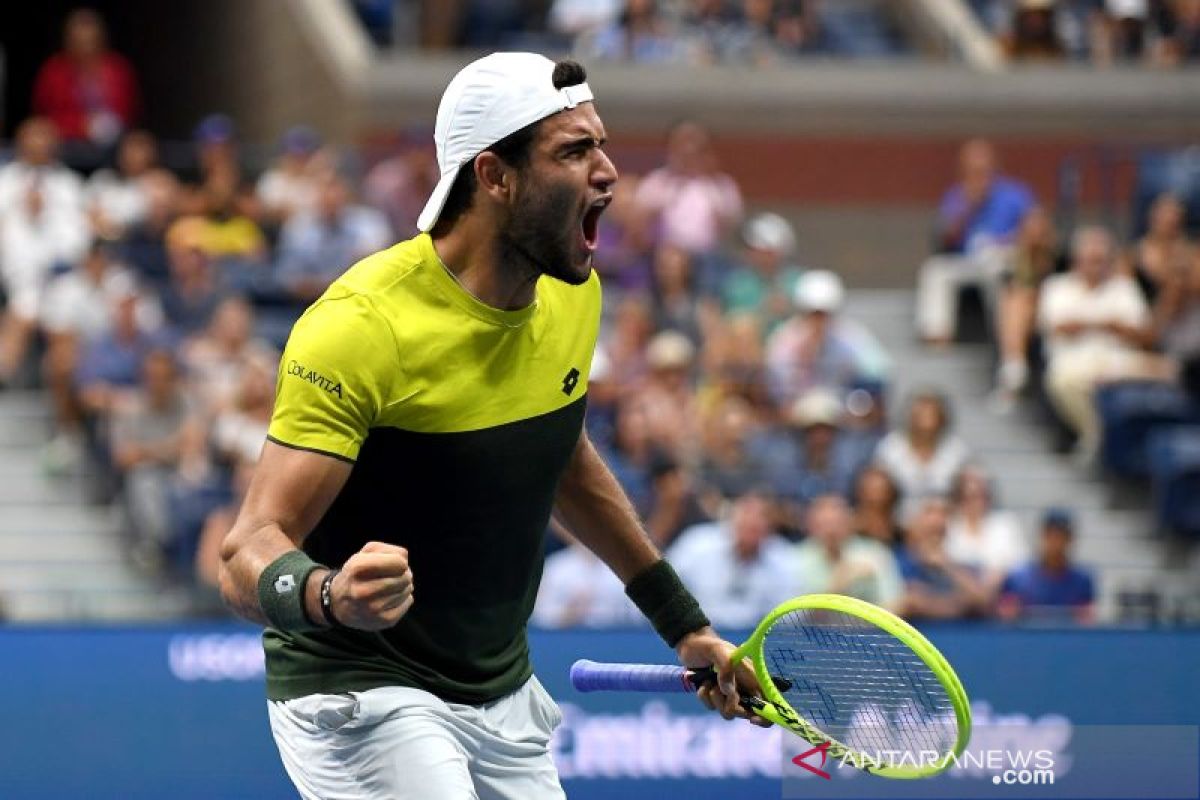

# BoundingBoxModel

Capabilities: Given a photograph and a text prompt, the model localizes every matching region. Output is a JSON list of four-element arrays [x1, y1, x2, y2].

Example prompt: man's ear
[[474, 152, 512, 203]]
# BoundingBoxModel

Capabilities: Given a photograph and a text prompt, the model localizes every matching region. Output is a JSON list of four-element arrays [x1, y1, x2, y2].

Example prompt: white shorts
[[267, 676, 565, 800]]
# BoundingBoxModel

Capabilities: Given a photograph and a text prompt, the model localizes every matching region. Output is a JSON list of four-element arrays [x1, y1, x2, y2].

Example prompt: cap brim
[[417, 163, 463, 233]]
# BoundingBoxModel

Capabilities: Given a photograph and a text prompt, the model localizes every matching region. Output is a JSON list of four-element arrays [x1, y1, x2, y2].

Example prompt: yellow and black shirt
[[264, 232, 600, 704]]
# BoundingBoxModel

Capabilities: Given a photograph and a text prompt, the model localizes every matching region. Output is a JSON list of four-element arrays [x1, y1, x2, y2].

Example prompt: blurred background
[[0, 1, 1198, 798]]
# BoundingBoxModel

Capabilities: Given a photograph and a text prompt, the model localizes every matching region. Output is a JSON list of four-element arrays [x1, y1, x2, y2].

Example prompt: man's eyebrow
[[556, 134, 607, 150]]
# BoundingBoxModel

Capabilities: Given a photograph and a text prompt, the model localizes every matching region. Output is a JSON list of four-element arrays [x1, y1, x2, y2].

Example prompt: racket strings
[[762, 608, 958, 763]]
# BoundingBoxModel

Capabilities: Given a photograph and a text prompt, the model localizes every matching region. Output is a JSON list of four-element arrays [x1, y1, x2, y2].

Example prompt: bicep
[[237, 439, 353, 546]]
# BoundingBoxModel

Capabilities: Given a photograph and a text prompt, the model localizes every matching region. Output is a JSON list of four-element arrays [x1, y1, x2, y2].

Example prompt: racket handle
[[570, 659, 703, 694]]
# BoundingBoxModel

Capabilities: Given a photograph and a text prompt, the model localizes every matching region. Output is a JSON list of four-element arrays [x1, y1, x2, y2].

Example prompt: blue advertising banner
[[0, 625, 1197, 799]]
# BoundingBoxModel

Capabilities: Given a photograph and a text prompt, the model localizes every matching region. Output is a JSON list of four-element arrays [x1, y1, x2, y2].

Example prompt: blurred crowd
[[353, 0, 1200, 66], [976, 0, 1200, 65], [535, 119, 1099, 631], [355, 0, 902, 60], [2, 7, 1149, 627]]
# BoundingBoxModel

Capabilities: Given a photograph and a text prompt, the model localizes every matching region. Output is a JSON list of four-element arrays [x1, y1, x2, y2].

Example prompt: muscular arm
[[552, 430, 660, 582], [218, 440, 351, 625]]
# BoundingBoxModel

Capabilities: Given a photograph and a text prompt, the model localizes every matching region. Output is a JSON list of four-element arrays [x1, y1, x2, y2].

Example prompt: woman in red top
[[32, 9, 140, 146]]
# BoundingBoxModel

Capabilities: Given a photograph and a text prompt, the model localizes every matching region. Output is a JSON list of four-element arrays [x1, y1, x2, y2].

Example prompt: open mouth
[[580, 196, 611, 252]]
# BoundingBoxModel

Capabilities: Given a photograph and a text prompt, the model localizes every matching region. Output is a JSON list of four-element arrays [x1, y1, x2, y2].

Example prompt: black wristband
[[625, 559, 711, 648], [320, 569, 343, 628], [258, 550, 323, 631]]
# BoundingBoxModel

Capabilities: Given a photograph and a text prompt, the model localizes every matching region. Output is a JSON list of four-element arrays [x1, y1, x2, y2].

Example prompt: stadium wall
[[3, 625, 1196, 799]]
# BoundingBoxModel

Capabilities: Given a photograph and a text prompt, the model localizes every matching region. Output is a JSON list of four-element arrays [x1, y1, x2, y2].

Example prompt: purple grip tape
[[570, 659, 694, 693]]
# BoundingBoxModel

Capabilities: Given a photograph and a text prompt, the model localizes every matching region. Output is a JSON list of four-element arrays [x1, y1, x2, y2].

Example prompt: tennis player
[[218, 53, 764, 799]]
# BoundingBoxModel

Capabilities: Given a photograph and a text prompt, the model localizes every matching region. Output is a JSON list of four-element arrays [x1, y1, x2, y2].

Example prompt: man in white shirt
[[1038, 225, 1167, 461], [794, 494, 903, 611], [274, 170, 392, 304], [0, 117, 89, 381], [666, 492, 797, 628], [533, 541, 642, 628]]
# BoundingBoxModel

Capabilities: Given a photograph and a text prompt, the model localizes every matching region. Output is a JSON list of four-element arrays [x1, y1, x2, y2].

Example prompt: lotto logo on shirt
[[287, 360, 344, 398]]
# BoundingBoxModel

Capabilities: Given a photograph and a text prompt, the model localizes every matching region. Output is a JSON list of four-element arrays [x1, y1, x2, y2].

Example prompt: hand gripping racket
[[570, 594, 971, 779]]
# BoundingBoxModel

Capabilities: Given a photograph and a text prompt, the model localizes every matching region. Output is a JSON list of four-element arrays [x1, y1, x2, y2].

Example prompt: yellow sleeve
[[267, 291, 397, 462]]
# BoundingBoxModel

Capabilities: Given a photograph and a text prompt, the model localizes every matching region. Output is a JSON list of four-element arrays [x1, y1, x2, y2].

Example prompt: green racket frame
[[733, 593, 972, 779]]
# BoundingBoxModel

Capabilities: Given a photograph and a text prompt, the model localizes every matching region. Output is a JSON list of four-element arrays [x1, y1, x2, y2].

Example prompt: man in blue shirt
[[917, 139, 1036, 344], [999, 508, 1095, 623]]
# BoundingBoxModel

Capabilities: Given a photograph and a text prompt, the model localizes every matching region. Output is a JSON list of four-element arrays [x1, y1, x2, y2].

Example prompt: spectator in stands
[[722, 211, 803, 334], [876, 389, 971, 517], [853, 464, 905, 549], [644, 452, 710, 549], [1038, 225, 1166, 464], [1002, 0, 1068, 61], [194, 165, 267, 267], [41, 242, 147, 472], [1131, 193, 1195, 304], [999, 508, 1095, 622], [210, 352, 274, 468], [898, 497, 989, 620], [604, 295, 655, 386], [159, 217, 230, 335], [697, 312, 773, 413], [758, 388, 864, 530], [593, 174, 655, 293], [32, 9, 140, 156], [841, 378, 889, 467], [1158, 0, 1200, 63], [993, 206, 1062, 409], [274, 170, 391, 304], [636, 330, 700, 459], [533, 541, 642, 627], [694, 394, 766, 513], [0, 117, 89, 385], [650, 245, 711, 344], [794, 494, 904, 610], [256, 125, 326, 227], [179, 296, 278, 413], [363, 139, 440, 237], [667, 492, 797, 628], [945, 465, 1029, 594], [765, 270, 883, 408], [119, 168, 181, 292], [635, 120, 743, 255], [75, 286, 165, 418], [191, 114, 241, 187], [1154, 246, 1200, 367], [110, 349, 193, 563], [583, 346, 619, 451], [581, 0, 690, 63], [86, 130, 158, 241], [1089, 0, 1153, 64], [550, 0, 623, 38], [917, 139, 1034, 346], [601, 398, 658, 517]]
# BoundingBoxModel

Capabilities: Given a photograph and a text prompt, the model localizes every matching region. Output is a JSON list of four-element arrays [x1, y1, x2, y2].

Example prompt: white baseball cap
[[743, 212, 796, 255], [793, 269, 845, 313], [417, 52, 595, 233]]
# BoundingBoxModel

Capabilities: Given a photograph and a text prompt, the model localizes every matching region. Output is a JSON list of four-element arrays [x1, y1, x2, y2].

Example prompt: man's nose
[[592, 149, 618, 191]]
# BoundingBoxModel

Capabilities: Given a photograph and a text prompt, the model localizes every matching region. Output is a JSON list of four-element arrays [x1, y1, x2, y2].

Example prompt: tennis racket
[[570, 593, 971, 779]]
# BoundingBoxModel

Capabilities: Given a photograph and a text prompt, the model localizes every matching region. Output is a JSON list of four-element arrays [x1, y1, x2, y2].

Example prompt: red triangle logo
[[792, 741, 832, 780]]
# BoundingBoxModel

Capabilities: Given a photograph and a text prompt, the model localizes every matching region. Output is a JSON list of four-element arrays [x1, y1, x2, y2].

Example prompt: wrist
[[303, 568, 332, 628], [625, 559, 711, 648]]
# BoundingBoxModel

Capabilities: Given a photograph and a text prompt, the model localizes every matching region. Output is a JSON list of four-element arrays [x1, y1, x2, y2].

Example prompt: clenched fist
[[330, 541, 414, 630]]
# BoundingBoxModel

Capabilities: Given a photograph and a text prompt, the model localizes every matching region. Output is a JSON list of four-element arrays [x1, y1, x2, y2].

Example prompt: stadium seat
[[1096, 381, 1198, 479], [1147, 426, 1200, 538]]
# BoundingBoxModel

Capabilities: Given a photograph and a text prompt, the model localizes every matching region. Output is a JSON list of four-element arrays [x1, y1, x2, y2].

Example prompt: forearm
[[553, 435, 661, 582], [218, 515, 327, 626]]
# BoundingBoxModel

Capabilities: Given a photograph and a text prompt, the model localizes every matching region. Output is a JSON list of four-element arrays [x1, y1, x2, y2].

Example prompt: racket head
[[734, 594, 971, 779]]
